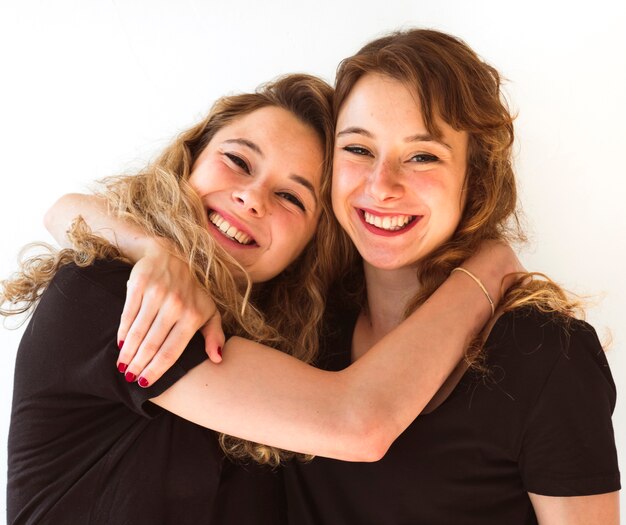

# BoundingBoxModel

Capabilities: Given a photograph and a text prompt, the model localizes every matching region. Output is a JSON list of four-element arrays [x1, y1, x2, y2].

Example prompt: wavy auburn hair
[[1, 73, 342, 466], [333, 29, 582, 363]]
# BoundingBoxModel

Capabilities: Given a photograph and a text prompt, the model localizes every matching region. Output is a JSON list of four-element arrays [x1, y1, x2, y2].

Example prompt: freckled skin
[[332, 73, 468, 270], [189, 106, 324, 282]]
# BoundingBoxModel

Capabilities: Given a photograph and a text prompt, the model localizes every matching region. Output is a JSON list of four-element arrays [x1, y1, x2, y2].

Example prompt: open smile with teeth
[[208, 211, 255, 245], [362, 210, 417, 231]]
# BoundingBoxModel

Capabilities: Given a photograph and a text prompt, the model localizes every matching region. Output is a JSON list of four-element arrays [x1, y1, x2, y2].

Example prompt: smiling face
[[189, 106, 324, 282], [332, 73, 469, 271]]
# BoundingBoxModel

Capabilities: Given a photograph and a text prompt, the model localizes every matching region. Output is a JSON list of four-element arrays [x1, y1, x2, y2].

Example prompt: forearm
[[153, 261, 503, 461], [342, 268, 494, 452], [44, 193, 157, 262], [152, 341, 358, 459]]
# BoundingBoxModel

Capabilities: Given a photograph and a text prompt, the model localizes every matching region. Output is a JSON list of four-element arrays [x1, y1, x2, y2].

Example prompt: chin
[[362, 254, 416, 272]]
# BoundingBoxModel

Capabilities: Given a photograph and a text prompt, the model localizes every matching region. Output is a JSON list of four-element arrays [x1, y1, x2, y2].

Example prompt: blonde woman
[[4, 73, 516, 524]]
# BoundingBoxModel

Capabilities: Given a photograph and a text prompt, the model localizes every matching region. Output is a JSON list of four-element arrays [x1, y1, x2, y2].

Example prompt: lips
[[358, 208, 421, 236], [208, 211, 256, 246]]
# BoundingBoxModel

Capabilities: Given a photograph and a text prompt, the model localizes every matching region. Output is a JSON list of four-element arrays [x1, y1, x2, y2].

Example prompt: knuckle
[[153, 348, 177, 364], [144, 286, 165, 302], [186, 311, 203, 325], [125, 328, 145, 342], [168, 293, 184, 311], [128, 272, 147, 288], [140, 342, 159, 357], [119, 311, 135, 324]]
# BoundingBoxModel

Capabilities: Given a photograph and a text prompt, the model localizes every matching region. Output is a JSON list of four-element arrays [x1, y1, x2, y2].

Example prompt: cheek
[[332, 162, 363, 211], [189, 159, 231, 194], [275, 213, 317, 255], [417, 175, 462, 211]]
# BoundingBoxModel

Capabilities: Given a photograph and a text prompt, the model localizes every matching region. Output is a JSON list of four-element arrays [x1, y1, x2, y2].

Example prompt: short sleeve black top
[[7, 260, 285, 525], [284, 306, 620, 525]]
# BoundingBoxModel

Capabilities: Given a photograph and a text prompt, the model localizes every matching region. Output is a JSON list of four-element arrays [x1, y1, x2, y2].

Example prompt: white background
[[1, 0, 625, 519]]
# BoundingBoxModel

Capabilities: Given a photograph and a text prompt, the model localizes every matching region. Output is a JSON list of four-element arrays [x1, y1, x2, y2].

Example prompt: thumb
[[201, 312, 225, 364]]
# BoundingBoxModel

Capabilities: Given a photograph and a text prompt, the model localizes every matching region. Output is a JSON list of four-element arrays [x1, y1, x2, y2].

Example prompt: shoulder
[[487, 307, 606, 369], [482, 307, 615, 412], [24, 259, 133, 353], [491, 310, 621, 496], [50, 258, 132, 303], [34, 260, 132, 317]]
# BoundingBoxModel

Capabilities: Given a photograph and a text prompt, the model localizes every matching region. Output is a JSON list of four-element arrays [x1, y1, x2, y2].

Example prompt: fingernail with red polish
[[138, 377, 150, 388], [118, 363, 128, 373], [125, 372, 136, 383], [118, 340, 124, 350], [217, 346, 222, 358]]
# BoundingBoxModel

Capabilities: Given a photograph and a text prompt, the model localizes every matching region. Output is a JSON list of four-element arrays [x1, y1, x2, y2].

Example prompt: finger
[[123, 305, 183, 382], [117, 278, 144, 351], [135, 321, 201, 387], [201, 312, 225, 364], [116, 293, 163, 376]]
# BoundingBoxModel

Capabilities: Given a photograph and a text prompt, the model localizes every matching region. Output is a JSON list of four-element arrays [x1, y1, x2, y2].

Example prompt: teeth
[[208, 212, 254, 245], [363, 211, 415, 231]]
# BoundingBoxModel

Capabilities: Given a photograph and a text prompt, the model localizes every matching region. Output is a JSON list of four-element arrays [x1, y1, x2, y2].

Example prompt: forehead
[[212, 106, 325, 185], [214, 106, 321, 152], [337, 73, 424, 126], [337, 73, 467, 149]]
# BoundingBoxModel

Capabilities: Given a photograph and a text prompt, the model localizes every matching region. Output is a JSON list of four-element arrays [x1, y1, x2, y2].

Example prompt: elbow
[[43, 193, 76, 233], [337, 408, 396, 462], [328, 372, 401, 462], [353, 417, 394, 462]]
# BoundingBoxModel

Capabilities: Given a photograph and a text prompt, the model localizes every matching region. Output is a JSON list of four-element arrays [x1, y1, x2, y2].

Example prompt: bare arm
[[45, 193, 150, 260], [529, 492, 619, 525], [153, 250, 509, 461], [46, 192, 512, 460]]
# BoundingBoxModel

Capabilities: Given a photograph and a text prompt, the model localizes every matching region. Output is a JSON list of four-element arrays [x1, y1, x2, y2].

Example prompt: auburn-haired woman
[[281, 29, 619, 524]]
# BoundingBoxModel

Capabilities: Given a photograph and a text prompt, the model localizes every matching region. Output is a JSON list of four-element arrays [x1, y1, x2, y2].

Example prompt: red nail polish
[[118, 363, 128, 373], [138, 377, 150, 388], [217, 346, 222, 358], [125, 372, 136, 383], [118, 340, 124, 350]]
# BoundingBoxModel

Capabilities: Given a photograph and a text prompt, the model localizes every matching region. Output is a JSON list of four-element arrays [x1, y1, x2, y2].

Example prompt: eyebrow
[[336, 127, 452, 150], [222, 138, 318, 210], [223, 138, 263, 155]]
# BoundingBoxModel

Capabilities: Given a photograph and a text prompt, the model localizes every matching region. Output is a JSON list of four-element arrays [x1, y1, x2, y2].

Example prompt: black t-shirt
[[7, 260, 285, 525], [284, 306, 620, 525]]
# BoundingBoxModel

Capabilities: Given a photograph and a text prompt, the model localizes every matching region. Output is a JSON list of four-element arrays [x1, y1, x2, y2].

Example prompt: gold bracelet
[[451, 267, 495, 316]]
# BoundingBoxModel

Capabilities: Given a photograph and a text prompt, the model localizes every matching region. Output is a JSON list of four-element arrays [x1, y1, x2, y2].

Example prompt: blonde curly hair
[[1, 73, 345, 467]]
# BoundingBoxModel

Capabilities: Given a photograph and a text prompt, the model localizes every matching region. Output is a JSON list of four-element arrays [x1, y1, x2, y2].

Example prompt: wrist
[[442, 270, 494, 335], [450, 267, 495, 316], [125, 235, 171, 263], [462, 243, 520, 306]]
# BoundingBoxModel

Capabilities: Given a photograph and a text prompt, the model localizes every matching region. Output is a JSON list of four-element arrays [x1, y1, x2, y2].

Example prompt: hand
[[116, 239, 225, 388]]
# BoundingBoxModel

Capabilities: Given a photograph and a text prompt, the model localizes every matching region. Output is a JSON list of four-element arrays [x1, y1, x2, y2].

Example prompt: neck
[[362, 261, 422, 339]]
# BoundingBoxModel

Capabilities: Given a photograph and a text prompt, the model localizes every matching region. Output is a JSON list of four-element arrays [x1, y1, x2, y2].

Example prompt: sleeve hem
[[525, 472, 621, 496]]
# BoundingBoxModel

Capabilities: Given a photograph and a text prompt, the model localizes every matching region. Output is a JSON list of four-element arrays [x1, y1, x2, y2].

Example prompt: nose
[[232, 187, 267, 217], [366, 160, 404, 202]]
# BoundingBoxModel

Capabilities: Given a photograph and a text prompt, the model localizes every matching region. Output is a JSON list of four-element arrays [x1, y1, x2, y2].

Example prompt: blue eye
[[411, 153, 439, 163], [344, 145, 372, 156], [225, 153, 250, 173], [277, 192, 305, 211]]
